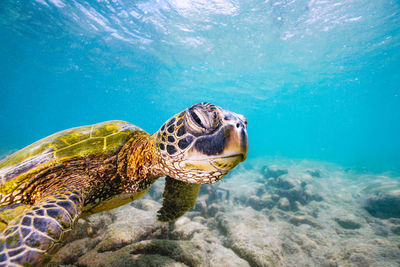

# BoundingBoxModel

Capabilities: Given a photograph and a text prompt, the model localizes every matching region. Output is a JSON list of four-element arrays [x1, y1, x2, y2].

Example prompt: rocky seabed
[[50, 158, 400, 267]]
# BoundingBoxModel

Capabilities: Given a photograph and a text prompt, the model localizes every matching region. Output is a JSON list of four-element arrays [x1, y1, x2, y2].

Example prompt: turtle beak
[[210, 113, 248, 171]]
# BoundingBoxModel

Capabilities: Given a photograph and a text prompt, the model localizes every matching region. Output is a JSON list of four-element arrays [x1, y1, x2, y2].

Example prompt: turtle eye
[[186, 104, 220, 135], [189, 108, 206, 129]]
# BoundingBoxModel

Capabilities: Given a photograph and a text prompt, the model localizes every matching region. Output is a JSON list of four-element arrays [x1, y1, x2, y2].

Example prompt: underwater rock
[[388, 218, 400, 225], [77, 226, 249, 267], [171, 217, 208, 240], [363, 184, 400, 219], [233, 195, 248, 206], [200, 184, 230, 203], [278, 230, 338, 266], [306, 169, 321, 178], [349, 254, 370, 267], [217, 207, 286, 267], [334, 217, 362, 230], [192, 216, 208, 225], [94, 202, 168, 252], [268, 177, 296, 190], [247, 195, 275, 211], [49, 237, 101, 266], [288, 215, 322, 229], [262, 166, 288, 179], [365, 217, 391, 237], [335, 241, 400, 267], [207, 203, 220, 217], [171, 217, 250, 266], [374, 224, 391, 237], [77, 230, 249, 267], [271, 193, 280, 202], [132, 198, 162, 211], [129, 239, 207, 266], [265, 177, 323, 211], [256, 187, 266, 197], [364, 193, 400, 219], [277, 197, 291, 211], [192, 184, 229, 217], [371, 222, 390, 237], [391, 226, 400, 236], [77, 239, 199, 267]]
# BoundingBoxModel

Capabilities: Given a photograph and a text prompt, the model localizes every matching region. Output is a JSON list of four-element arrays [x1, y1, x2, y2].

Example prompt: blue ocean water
[[1, 0, 399, 173]]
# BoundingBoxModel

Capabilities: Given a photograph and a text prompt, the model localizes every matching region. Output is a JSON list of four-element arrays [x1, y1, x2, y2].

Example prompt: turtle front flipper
[[157, 176, 201, 222], [0, 183, 84, 266]]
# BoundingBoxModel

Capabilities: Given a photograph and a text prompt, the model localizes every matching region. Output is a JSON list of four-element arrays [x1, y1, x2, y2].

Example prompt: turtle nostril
[[236, 123, 240, 128]]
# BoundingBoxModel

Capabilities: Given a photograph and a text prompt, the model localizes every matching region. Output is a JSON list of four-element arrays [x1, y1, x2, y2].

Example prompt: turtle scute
[[0, 121, 144, 198]]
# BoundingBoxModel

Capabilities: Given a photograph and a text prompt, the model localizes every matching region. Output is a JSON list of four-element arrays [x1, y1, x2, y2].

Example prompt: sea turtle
[[0, 102, 248, 266]]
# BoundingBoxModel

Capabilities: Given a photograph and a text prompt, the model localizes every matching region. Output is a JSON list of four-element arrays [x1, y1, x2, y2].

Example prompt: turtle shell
[[0, 121, 145, 199]]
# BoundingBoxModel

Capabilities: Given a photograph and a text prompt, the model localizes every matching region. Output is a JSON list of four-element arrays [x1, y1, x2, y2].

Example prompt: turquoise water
[[1, 2, 400, 266], [1, 0, 400, 173]]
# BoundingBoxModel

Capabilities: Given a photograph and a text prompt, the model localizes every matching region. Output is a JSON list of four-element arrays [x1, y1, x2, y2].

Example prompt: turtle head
[[155, 102, 248, 184]]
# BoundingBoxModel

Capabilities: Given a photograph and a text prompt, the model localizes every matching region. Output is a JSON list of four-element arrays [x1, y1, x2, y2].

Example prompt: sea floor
[[49, 158, 400, 267]]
